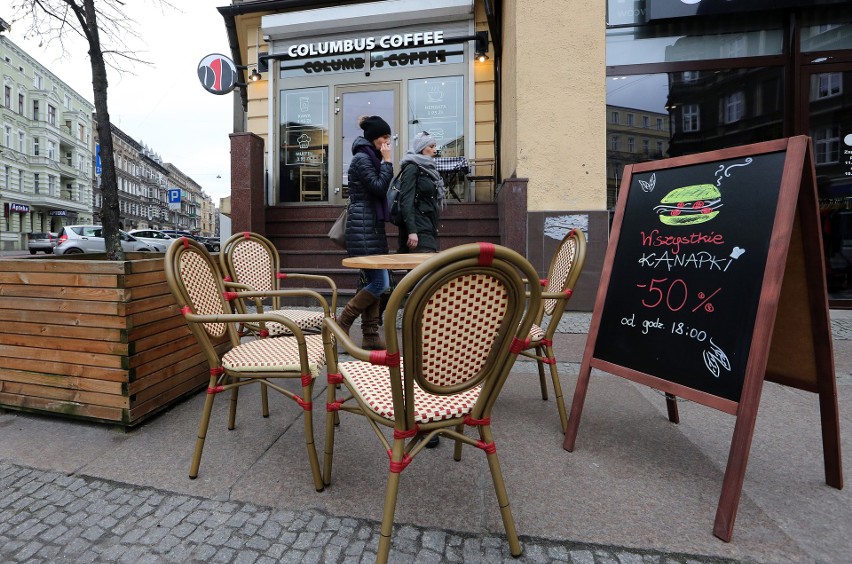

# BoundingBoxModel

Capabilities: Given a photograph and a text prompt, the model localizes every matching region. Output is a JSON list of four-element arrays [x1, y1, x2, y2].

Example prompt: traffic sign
[[96, 144, 102, 175], [168, 189, 181, 211]]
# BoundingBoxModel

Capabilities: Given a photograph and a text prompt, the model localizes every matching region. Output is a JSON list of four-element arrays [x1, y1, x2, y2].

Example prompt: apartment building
[[1, 32, 94, 250]]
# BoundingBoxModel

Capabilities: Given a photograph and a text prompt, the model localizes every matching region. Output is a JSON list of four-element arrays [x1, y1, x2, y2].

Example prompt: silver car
[[127, 229, 178, 253], [54, 225, 156, 255], [27, 232, 58, 255]]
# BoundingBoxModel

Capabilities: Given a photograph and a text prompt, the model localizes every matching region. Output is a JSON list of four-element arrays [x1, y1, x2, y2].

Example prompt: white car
[[127, 229, 179, 253], [54, 225, 157, 255]]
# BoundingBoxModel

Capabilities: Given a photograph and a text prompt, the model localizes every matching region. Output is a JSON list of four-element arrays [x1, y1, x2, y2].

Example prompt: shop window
[[812, 126, 840, 165], [279, 87, 328, 203], [812, 72, 842, 101], [408, 76, 464, 156], [722, 91, 745, 124]]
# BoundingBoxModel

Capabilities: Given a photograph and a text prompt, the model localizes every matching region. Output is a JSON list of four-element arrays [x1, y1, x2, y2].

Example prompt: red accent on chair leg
[[387, 450, 413, 473], [477, 242, 496, 266], [475, 440, 497, 454], [463, 415, 492, 426], [369, 350, 400, 366], [224, 275, 232, 282], [207, 386, 225, 394], [540, 338, 553, 346], [393, 426, 419, 439], [293, 396, 313, 411], [210, 367, 225, 376], [510, 337, 531, 354], [327, 373, 343, 385], [542, 356, 557, 365], [223, 291, 238, 301], [301, 374, 313, 388], [540, 278, 549, 287], [276, 272, 287, 279], [181, 306, 192, 316], [564, 289, 573, 298], [326, 399, 344, 412]]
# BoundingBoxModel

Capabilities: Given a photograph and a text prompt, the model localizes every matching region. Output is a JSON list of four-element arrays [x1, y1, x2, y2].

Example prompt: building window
[[656, 140, 664, 154], [656, 117, 664, 130], [682, 71, 699, 83], [4, 85, 10, 108], [626, 113, 634, 126], [723, 91, 745, 124], [812, 72, 842, 100], [18, 131, 25, 152], [610, 135, 619, 151], [33, 137, 39, 156], [813, 126, 839, 165], [4, 166, 8, 191], [33, 73, 43, 89], [611, 111, 619, 124], [48, 141, 56, 160], [33, 100, 39, 121], [3, 126, 10, 149], [47, 105, 56, 126], [64, 94, 72, 109], [34, 173, 40, 194], [682, 104, 700, 132], [48, 175, 55, 196], [642, 116, 649, 128], [627, 137, 635, 152], [642, 139, 650, 154], [78, 124, 85, 142], [18, 93, 24, 114]]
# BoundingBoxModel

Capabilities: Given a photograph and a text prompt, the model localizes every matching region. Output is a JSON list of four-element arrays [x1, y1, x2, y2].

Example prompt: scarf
[[399, 152, 447, 208], [358, 144, 390, 221]]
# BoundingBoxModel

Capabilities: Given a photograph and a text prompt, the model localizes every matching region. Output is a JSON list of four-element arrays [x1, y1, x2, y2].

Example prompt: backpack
[[387, 163, 422, 227]]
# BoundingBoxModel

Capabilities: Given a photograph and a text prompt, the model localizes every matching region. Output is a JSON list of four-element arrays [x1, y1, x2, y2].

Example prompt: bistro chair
[[165, 236, 329, 490], [321, 242, 542, 563], [518, 228, 587, 433], [219, 232, 338, 337]]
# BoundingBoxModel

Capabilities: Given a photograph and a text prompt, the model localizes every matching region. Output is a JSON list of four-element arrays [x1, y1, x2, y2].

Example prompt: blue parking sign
[[96, 144, 102, 175], [168, 189, 181, 203]]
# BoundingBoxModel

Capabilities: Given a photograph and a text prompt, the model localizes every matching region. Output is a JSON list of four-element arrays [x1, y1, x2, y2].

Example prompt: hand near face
[[380, 143, 392, 162]]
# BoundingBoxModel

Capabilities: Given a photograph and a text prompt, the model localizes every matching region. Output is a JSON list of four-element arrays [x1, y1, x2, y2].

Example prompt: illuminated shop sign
[[8, 203, 30, 213], [286, 31, 444, 58]]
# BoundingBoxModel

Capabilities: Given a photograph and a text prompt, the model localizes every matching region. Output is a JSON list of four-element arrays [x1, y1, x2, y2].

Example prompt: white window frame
[[682, 104, 700, 132]]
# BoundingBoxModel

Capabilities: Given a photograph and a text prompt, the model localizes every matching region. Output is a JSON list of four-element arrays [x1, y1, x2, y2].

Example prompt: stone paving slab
[[0, 461, 736, 564]]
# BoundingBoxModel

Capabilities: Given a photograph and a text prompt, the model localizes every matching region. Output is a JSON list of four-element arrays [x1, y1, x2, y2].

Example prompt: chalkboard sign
[[593, 151, 786, 402], [564, 137, 843, 543]]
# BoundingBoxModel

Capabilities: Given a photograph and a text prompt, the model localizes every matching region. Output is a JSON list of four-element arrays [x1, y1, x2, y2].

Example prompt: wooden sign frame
[[564, 136, 843, 541]]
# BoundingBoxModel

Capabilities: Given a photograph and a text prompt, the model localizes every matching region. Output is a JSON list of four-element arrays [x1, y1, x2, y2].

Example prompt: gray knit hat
[[411, 131, 437, 154]]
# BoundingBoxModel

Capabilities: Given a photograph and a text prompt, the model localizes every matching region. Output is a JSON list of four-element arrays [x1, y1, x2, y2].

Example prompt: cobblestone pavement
[[0, 462, 736, 564]]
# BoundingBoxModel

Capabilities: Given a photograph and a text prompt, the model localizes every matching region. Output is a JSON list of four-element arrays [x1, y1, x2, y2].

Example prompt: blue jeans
[[362, 268, 389, 298]]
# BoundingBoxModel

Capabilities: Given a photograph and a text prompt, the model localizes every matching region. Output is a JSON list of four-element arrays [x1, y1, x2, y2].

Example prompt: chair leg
[[323, 381, 338, 486], [301, 381, 324, 492], [547, 344, 568, 434], [536, 345, 549, 400], [453, 423, 465, 461], [377, 440, 405, 564], [261, 382, 270, 418], [227, 378, 240, 430], [480, 425, 522, 557], [189, 386, 216, 479]]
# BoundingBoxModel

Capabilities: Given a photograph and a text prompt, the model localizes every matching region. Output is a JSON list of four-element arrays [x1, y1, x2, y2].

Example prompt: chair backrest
[[165, 237, 240, 361], [541, 228, 587, 319], [220, 232, 280, 306], [382, 243, 542, 428]]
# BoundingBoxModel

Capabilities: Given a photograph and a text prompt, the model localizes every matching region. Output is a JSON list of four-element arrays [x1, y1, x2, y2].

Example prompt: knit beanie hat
[[411, 131, 437, 154], [359, 115, 392, 141]]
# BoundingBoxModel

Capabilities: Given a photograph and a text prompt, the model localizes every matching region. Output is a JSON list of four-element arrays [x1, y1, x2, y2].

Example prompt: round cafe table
[[341, 253, 435, 270]]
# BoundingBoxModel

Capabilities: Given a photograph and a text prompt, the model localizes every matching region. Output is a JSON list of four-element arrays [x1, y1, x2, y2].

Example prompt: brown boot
[[337, 289, 376, 335], [361, 296, 386, 350]]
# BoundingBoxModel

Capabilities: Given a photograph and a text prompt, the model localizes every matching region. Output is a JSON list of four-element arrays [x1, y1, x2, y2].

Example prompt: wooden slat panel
[[0, 392, 123, 421], [0, 296, 121, 316], [0, 357, 128, 382], [0, 381, 129, 409], [128, 372, 207, 422], [130, 325, 192, 354], [128, 334, 197, 369], [126, 315, 186, 342], [0, 309, 126, 329], [132, 363, 208, 404], [0, 321, 124, 342], [127, 304, 183, 328], [0, 368, 124, 394], [0, 272, 119, 288], [122, 270, 166, 288], [0, 344, 125, 369], [125, 294, 179, 316], [0, 284, 127, 302], [0, 259, 128, 274], [126, 282, 171, 301], [0, 333, 129, 355]]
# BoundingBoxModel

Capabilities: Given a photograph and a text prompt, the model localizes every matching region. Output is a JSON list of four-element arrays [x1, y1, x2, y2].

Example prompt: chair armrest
[[236, 288, 331, 317], [277, 272, 339, 312], [323, 317, 375, 363], [185, 311, 310, 341]]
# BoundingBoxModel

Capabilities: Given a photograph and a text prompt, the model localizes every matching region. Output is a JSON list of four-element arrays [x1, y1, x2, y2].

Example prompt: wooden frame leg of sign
[[563, 136, 843, 543]]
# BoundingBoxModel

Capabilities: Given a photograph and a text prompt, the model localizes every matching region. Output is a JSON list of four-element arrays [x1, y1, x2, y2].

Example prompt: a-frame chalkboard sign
[[564, 136, 843, 541]]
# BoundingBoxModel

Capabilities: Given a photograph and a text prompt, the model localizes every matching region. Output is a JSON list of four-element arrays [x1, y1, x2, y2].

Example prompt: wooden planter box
[[0, 253, 227, 426]]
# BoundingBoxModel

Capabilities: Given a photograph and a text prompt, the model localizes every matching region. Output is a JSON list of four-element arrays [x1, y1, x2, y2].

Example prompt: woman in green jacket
[[397, 132, 445, 253]]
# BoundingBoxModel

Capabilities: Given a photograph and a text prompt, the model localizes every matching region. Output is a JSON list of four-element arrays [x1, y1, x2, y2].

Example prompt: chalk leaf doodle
[[639, 173, 656, 193], [703, 339, 731, 378], [715, 157, 754, 187], [653, 184, 722, 226]]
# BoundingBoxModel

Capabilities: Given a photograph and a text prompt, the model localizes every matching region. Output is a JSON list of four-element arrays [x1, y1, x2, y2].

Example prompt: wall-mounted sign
[[49, 210, 67, 216], [8, 203, 30, 213], [286, 30, 444, 58], [198, 53, 239, 95]]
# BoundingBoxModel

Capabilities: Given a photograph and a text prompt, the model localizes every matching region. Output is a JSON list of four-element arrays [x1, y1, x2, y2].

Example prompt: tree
[[11, 0, 162, 260]]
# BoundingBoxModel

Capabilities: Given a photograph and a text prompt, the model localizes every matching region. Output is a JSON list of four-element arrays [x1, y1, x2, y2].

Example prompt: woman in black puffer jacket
[[339, 115, 394, 350]]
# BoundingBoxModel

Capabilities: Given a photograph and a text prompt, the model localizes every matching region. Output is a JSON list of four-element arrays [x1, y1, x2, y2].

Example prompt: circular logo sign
[[198, 53, 239, 95]]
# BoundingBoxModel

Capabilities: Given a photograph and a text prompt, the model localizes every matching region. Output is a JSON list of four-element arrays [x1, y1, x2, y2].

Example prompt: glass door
[[334, 83, 400, 204]]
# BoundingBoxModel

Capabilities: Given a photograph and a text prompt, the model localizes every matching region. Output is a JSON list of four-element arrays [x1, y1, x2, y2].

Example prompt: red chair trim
[[180, 306, 191, 316], [369, 350, 400, 367], [387, 450, 413, 473], [276, 272, 287, 279], [223, 291, 238, 301], [565, 288, 573, 298], [543, 356, 557, 365], [224, 275, 232, 282], [510, 337, 531, 354], [259, 329, 269, 338], [242, 232, 250, 239], [463, 415, 491, 427], [293, 396, 312, 411], [393, 426, 419, 439], [328, 373, 343, 385], [476, 440, 497, 455], [326, 399, 344, 412], [540, 278, 549, 287], [540, 338, 553, 347], [181, 237, 189, 248], [477, 242, 495, 266], [210, 367, 225, 376], [301, 374, 313, 388], [207, 385, 225, 395]]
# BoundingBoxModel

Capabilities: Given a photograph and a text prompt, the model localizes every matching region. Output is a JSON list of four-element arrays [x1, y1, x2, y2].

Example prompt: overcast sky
[[6, 1, 235, 205]]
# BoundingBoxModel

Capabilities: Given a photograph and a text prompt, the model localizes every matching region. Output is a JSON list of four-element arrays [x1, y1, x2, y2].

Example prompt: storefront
[[605, 1, 852, 303], [241, 0, 491, 206]]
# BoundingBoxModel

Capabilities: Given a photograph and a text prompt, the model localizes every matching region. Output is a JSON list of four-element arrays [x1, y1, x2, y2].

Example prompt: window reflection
[[280, 87, 329, 203]]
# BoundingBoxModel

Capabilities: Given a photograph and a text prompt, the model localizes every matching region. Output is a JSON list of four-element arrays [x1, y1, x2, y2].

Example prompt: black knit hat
[[360, 115, 391, 141]]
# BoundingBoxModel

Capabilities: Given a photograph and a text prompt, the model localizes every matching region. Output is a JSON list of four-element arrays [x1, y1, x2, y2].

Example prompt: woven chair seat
[[261, 309, 325, 336], [340, 360, 482, 423], [223, 334, 326, 376], [527, 323, 546, 345]]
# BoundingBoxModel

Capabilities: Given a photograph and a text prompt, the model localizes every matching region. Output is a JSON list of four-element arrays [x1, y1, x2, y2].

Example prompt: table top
[[434, 156, 469, 173], [342, 253, 435, 269]]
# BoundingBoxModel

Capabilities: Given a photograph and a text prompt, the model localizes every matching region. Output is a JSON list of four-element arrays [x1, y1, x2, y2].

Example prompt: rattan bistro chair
[[321, 243, 542, 563], [219, 232, 338, 337], [518, 228, 587, 433], [165, 237, 329, 490]]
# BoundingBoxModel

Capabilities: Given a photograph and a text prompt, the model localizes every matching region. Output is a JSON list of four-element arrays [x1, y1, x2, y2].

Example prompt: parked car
[[160, 230, 220, 252], [127, 229, 178, 252], [54, 225, 156, 255], [196, 236, 221, 253], [27, 232, 58, 255]]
